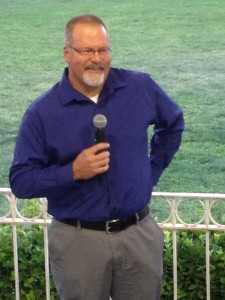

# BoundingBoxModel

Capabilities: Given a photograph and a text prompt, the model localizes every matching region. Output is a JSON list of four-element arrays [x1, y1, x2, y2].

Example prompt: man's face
[[64, 23, 111, 95]]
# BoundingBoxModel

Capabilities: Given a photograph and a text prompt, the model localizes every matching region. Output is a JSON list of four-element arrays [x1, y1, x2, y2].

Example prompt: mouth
[[82, 65, 105, 87], [85, 64, 104, 73]]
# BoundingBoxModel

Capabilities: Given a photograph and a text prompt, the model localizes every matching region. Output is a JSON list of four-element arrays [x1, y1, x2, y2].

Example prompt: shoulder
[[108, 68, 162, 97], [109, 67, 158, 88], [28, 82, 60, 113], [110, 67, 150, 80]]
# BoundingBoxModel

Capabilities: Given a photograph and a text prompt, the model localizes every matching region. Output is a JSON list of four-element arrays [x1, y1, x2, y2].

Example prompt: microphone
[[93, 114, 107, 182], [93, 114, 107, 143]]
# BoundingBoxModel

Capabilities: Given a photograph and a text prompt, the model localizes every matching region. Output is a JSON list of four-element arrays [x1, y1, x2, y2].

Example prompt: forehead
[[72, 24, 110, 47]]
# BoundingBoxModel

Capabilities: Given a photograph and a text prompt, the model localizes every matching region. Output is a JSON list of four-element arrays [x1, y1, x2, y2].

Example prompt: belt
[[56, 205, 149, 233]]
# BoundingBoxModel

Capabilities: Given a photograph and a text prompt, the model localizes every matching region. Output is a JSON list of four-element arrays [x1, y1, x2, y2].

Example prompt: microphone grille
[[93, 114, 107, 129]]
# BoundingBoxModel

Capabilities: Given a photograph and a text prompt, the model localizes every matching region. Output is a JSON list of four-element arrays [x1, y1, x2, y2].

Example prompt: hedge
[[162, 230, 225, 299]]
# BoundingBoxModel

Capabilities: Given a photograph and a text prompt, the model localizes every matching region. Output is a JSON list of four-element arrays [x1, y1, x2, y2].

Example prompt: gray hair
[[64, 14, 108, 46]]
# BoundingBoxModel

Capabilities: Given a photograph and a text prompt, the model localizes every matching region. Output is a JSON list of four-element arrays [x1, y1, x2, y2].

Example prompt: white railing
[[1, 188, 225, 300]]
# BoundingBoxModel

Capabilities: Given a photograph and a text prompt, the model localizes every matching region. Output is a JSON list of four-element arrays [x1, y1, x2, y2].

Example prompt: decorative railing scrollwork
[[1, 189, 225, 230], [151, 192, 225, 231]]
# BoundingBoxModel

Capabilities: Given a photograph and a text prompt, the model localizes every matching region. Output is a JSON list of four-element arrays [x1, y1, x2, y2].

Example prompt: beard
[[83, 63, 106, 87]]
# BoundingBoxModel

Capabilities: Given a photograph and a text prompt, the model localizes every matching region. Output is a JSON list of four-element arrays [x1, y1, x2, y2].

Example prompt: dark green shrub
[[162, 230, 225, 299], [0, 200, 58, 300], [0, 224, 58, 300]]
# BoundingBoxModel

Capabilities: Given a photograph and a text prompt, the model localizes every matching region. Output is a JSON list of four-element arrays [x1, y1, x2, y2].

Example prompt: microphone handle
[[95, 128, 105, 143], [95, 128, 106, 182]]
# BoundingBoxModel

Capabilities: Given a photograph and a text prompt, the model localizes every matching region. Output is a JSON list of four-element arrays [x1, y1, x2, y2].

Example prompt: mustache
[[84, 63, 105, 71]]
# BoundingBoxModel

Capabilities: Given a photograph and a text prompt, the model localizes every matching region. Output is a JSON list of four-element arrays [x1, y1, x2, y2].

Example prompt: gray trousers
[[48, 214, 164, 300]]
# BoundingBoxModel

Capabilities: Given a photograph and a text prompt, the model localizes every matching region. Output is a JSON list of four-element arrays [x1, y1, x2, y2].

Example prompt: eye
[[81, 49, 93, 56], [99, 49, 108, 55], [99, 48, 111, 56], [100, 49, 107, 53]]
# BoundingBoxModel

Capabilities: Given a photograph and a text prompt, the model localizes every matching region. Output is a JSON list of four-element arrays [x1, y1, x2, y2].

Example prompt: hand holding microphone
[[72, 114, 110, 180]]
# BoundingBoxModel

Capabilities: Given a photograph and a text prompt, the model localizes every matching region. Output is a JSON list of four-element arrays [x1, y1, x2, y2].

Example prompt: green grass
[[1, 0, 225, 194]]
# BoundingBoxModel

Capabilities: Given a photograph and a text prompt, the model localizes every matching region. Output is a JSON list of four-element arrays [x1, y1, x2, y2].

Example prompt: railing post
[[205, 199, 211, 300], [43, 198, 51, 300], [11, 194, 20, 300], [171, 199, 178, 300]]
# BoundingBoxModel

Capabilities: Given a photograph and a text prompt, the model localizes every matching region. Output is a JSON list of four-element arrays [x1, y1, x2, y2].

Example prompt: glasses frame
[[69, 46, 111, 58]]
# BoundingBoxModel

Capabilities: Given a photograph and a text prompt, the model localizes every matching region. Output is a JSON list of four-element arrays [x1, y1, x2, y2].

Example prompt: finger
[[95, 150, 110, 160], [94, 164, 110, 175], [92, 143, 110, 154], [93, 156, 110, 168]]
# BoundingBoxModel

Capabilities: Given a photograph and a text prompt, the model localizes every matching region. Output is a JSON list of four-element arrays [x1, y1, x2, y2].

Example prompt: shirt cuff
[[56, 162, 80, 187]]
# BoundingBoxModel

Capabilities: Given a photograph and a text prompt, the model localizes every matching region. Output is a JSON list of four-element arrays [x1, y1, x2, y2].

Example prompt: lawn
[[1, 0, 225, 195]]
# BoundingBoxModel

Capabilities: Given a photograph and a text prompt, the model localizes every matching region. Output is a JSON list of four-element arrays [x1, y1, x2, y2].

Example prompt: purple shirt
[[9, 67, 184, 221]]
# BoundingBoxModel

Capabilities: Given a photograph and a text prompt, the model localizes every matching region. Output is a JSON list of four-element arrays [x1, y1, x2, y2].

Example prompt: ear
[[64, 46, 70, 63]]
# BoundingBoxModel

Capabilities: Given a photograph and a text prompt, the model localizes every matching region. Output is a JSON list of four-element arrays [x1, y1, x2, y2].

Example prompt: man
[[9, 14, 184, 300]]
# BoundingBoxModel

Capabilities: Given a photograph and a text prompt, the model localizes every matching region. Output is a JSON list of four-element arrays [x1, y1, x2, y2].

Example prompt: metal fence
[[1, 188, 225, 300]]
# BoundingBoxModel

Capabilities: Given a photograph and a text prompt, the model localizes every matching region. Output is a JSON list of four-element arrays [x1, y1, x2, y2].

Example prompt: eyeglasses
[[69, 47, 111, 58]]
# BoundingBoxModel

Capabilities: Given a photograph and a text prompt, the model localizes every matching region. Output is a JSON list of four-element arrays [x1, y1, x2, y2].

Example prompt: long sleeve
[[9, 107, 76, 199], [149, 82, 184, 186]]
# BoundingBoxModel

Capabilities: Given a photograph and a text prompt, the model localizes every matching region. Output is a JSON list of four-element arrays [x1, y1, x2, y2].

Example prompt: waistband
[[56, 205, 149, 233]]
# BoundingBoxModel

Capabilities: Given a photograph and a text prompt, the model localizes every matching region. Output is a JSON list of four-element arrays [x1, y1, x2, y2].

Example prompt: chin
[[83, 73, 105, 87]]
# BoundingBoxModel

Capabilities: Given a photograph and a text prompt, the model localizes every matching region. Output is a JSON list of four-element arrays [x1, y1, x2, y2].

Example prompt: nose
[[91, 50, 102, 62]]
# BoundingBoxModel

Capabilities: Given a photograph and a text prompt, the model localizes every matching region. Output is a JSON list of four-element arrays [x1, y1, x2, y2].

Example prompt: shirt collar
[[59, 67, 127, 106], [59, 68, 88, 106]]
